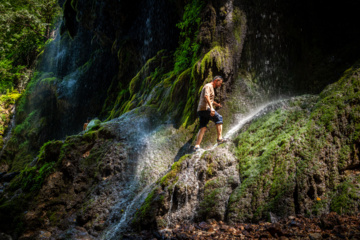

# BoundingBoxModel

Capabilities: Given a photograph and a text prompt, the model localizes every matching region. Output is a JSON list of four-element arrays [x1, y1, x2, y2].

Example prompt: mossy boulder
[[132, 146, 239, 230], [228, 63, 360, 222], [0, 90, 21, 171], [131, 62, 360, 229], [0, 125, 124, 238]]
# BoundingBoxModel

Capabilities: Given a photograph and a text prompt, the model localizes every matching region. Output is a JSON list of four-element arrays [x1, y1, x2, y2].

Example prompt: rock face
[[1, 0, 360, 239], [131, 147, 241, 230], [134, 63, 360, 229]]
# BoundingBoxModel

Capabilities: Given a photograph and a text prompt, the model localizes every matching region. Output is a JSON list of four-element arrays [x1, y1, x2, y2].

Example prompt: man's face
[[214, 79, 223, 88]]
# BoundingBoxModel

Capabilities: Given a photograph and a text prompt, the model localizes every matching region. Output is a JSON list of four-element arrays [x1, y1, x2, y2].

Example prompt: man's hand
[[214, 102, 222, 108], [210, 109, 215, 116]]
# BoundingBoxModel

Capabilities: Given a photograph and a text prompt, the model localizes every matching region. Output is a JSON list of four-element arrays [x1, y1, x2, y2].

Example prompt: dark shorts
[[197, 110, 223, 129]]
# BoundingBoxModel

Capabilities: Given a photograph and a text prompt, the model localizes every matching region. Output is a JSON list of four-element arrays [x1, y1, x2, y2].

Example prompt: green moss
[[173, 0, 204, 74], [206, 163, 214, 177], [330, 177, 360, 214], [37, 140, 63, 165], [227, 63, 360, 221], [40, 76, 58, 85], [81, 140, 111, 171], [106, 50, 174, 118], [199, 46, 229, 78], [129, 72, 142, 96], [228, 96, 317, 221], [233, 7, 246, 45], [160, 154, 190, 187], [9, 160, 56, 193], [132, 187, 164, 229], [199, 188, 222, 219]]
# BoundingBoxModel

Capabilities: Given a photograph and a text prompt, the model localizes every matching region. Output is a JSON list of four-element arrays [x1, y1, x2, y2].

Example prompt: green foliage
[[0, 0, 61, 92], [0, 89, 21, 107], [0, 89, 21, 150], [173, 0, 204, 74]]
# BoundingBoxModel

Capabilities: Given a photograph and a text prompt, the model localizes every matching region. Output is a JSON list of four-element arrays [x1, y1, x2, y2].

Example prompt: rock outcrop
[[133, 62, 360, 230], [1, 0, 360, 239]]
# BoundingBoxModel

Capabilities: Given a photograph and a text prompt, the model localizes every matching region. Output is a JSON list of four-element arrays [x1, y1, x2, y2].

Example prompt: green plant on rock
[[174, 0, 204, 74], [330, 176, 360, 215], [160, 154, 190, 187], [10, 161, 56, 192], [199, 46, 229, 78], [199, 187, 222, 219], [9, 140, 62, 192]]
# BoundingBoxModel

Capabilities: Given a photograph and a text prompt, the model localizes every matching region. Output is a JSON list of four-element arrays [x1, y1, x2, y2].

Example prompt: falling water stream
[[103, 98, 288, 238], [163, 99, 287, 228], [0, 107, 16, 159]]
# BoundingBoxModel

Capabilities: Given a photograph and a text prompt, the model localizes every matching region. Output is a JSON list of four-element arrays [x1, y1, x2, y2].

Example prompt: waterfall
[[0, 107, 16, 159], [101, 108, 191, 239], [224, 99, 288, 139], [161, 99, 289, 228], [101, 98, 289, 238]]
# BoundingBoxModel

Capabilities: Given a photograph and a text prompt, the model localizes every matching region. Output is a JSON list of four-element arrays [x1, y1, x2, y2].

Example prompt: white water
[[103, 99, 287, 237], [102, 108, 193, 239], [166, 149, 205, 228], [164, 99, 287, 228], [225, 99, 286, 139]]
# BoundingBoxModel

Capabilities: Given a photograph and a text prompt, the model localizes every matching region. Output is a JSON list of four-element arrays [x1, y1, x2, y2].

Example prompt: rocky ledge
[[123, 212, 360, 240]]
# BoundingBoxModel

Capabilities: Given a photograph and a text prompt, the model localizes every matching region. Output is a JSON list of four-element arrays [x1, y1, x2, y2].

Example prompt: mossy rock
[[227, 63, 360, 222]]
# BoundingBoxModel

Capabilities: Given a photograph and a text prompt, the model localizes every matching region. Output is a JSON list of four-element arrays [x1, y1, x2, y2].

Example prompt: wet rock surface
[[1, 0, 360, 239], [131, 146, 240, 229], [0, 107, 195, 239]]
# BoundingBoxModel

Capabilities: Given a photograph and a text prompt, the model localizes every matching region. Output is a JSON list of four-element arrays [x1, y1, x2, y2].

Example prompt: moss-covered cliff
[[1, 0, 360, 239], [132, 62, 360, 229]]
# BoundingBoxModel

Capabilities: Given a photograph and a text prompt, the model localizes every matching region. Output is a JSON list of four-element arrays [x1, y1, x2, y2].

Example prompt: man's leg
[[195, 127, 207, 147], [216, 123, 223, 140]]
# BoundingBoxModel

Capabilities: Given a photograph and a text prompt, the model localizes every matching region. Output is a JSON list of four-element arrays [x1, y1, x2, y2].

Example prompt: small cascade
[[163, 99, 289, 228], [102, 98, 290, 236], [225, 99, 288, 139], [102, 108, 192, 239], [105, 183, 155, 240], [136, 0, 178, 63], [0, 107, 16, 158], [165, 149, 205, 228], [167, 181, 179, 227]]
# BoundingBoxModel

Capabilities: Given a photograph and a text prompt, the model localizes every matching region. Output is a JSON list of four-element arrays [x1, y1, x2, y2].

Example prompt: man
[[193, 76, 227, 151], [83, 118, 90, 131]]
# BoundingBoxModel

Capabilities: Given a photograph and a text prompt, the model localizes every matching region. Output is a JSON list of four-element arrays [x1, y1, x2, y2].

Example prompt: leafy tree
[[0, 0, 61, 93]]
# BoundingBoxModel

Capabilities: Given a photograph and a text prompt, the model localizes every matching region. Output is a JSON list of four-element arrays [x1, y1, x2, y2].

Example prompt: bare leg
[[195, 127, 207, 147], [216, 124, 223, 140]]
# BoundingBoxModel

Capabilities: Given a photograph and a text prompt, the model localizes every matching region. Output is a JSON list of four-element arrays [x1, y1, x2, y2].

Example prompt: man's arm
[[213, 101, 222, 108], [205, 95, 215, 116]]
